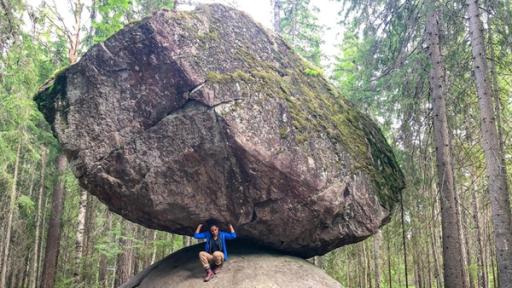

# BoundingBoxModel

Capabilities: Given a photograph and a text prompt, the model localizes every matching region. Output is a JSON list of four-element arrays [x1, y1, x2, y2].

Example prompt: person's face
[[210, 225, 219, 237]]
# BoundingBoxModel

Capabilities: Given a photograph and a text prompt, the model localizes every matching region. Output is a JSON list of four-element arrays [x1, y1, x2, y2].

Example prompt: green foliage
[[326, 0, 512, 287], [0, 30, 60, 195], [92, 0, 175, 44], [64, 168, 80, 192], [303, 67, 322, 76], [280, 0, 323, 66], [0, 0, 24, 53], [33, 72, 68, 126], [92, 0, 133, 43], [95, 239, 123, 259], [279, 127, 288, 139], [135, 0, 175, 17], [54, 277, 75, 288], [17, 194, 35, 215]]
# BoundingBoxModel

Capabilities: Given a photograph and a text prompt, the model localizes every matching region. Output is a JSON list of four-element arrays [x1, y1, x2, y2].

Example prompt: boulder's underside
[[120, 240, 342, 288], [35, 4, 404, 257]]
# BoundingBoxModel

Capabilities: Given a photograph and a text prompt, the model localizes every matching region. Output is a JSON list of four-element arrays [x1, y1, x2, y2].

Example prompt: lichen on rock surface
[[34, 4, 404, 257]]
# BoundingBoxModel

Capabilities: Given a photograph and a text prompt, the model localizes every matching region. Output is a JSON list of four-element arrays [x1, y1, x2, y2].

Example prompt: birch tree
[[73, 189, 88, 283]]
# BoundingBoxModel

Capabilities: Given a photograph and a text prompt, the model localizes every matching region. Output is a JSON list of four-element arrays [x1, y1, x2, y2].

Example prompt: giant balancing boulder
[[34, 4, 404, 257]]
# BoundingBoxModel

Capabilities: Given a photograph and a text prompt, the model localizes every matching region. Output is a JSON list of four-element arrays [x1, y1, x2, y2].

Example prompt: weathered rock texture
[[120, 240, 342, 288], [35, 4, 404, 257]]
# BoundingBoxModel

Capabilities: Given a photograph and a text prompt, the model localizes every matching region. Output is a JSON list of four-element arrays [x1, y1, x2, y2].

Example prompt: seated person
[[193, 222, 237, 282]]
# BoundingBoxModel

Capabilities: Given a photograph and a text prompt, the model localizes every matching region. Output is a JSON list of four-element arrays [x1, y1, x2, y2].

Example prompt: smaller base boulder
[[121, 239, 342, 288]]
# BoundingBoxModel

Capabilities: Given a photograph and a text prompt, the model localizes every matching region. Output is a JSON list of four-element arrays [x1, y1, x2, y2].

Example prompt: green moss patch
[[33, 70, 69, 126], [205, 51, 404, 210]]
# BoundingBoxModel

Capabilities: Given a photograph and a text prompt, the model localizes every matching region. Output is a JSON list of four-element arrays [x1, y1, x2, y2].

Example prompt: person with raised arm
[[193, 222, 237, 282]]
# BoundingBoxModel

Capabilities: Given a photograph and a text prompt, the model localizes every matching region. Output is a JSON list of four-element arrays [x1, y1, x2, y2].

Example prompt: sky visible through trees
[[26, 0, 343, 69]]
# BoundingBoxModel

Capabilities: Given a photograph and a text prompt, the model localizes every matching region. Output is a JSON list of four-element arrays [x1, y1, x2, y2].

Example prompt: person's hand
[[195, 223, 203, 233]]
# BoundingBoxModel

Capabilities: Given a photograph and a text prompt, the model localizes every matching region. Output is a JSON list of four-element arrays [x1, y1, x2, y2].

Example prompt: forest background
[[0, 0, 511, 287]]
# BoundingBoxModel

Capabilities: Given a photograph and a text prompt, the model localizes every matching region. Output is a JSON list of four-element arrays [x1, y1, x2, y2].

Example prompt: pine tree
[[466, 0, 512, 286], [279, 0, 323, 66]]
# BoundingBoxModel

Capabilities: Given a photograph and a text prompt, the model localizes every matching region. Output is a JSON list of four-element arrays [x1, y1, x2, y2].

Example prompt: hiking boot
[[204, 268, 214, 282], [212, 263, 223, 274]]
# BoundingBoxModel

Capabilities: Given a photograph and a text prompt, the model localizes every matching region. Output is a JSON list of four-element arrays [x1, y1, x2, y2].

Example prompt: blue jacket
[[193, 230, 237, 260]]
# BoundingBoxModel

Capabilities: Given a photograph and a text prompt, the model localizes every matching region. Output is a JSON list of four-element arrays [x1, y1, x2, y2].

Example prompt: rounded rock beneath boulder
[[120, 240, 342, 288]]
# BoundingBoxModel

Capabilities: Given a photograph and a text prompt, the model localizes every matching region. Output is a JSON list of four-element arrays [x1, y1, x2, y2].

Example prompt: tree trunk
[[429, 186, 442, 288], [21, 253, 30, 288], [362, 243, 369, 288], [471, 180, 487, 288], [359, 244, 365, 287], [387, 239, 392, 288], [462, 205, 474, 288], [114, 220, 131, 287], [413, 255, 420, 288], [150, 230, 157, 265], [98, 210, 112, 288], [415, 236, 424, 288], [183, 235, 193, 247], [426, 239, 432, 288], [346, 249, 351, 287], [29, 147, 47, 288], [397, 245, 402, 288], [373, 230, 381, 288], [454, 183, 469, 286], [73, 188, 88, 283], [426, 9, 467, 288], [0, 142, 21, 288], [466, 1, 512, 286], [399, 191, 409, 287], [84, 194, 96, 258], [26, 165, 36, 198], [40, 153, 67, 288], [68, 0, 83, 64], [37, 195, 49, 286], [485, 206, 496, 288], [485, 0, 506, 163], [132, 225, 143, 274], [271, 0, 281, 33], [98, 254, 107, 288]]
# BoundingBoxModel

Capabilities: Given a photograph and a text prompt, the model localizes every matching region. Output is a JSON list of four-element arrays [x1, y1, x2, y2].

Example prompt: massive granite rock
[[34, 4, 404, 257], [120, 240, 342, 288]]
